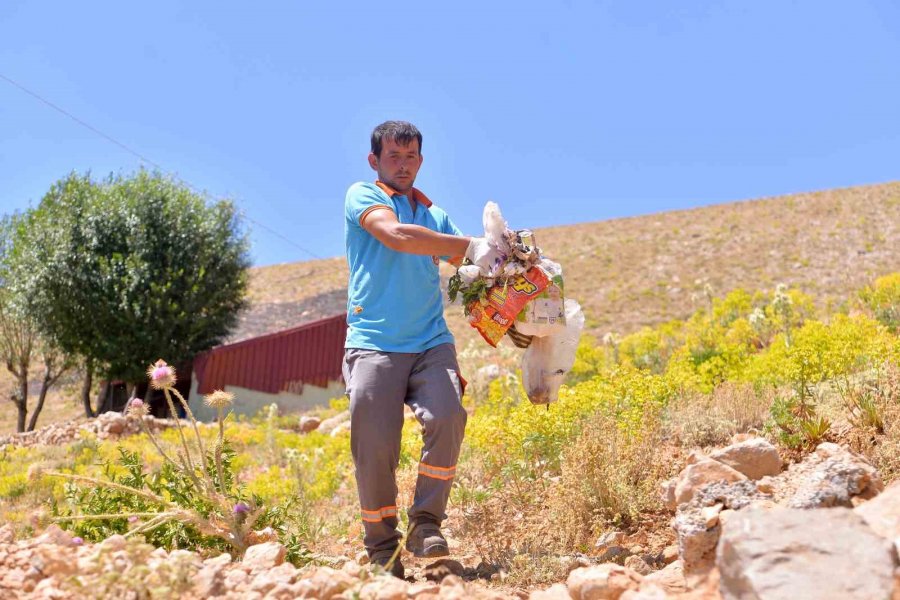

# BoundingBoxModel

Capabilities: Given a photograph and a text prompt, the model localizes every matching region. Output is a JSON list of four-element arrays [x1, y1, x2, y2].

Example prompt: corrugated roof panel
[[195, 313, 347, 395]]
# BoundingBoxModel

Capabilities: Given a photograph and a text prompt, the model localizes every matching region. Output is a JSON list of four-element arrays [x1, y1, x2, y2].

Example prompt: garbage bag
[[522, 299, 585, 405]]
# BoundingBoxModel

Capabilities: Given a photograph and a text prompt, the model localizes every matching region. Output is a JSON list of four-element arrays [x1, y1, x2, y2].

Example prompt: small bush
[[860, 273, 900, 333], [665, 382, 773, 448], [549, 410, 671, 549]]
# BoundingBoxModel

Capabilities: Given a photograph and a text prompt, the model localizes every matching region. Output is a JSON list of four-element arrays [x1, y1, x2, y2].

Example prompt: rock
[[330, 421, 352, 437], [299, 416, 321, 433], [856, 481, 900, 541], [195, 563, 227, 597], [104, 414, 127, 435], [204, 552, 233, 566], [620, 587, 668, 600], [424, 558, 465, 581], [660, 480, 677, 511], [623, 555, 652, 576], [408, 582, 441, 598], [243, 542, 286, 570], [756, 476, 776, 494], [787, 443, 883, 508], [675, 458, 748, 505], [709, 438, 782, 480], [309, 566, 355, 599], [355, 550, 370, 565], [318, 411, 350, 434], [643, 560, 686, 594], [99, 534, 127, 551], [661, 545, 679, 565], [530, 584, 571, 599], [701, 503, 723, 528], [717, 507, 896, 600], [567, 564, 643, 600], [595, 531, 626, 551], [674, 480, 765, 576], [597, 545, 629, 563]]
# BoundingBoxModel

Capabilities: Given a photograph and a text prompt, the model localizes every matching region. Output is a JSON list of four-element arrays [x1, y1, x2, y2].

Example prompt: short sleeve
[[345, 183, 393, 228], [441, 213, 464, 237]]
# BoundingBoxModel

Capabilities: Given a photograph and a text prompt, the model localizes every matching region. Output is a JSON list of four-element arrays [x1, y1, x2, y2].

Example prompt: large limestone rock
[[675, 458, 748, 506], [567, 564, 643, 600], [717, 507, 897, 600], [709, 438, 781, 480], [785, 442, 883, 508], [856, 480, 900, 541]]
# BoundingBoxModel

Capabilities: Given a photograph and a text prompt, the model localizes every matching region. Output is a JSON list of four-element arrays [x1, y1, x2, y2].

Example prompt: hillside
[[240, 181, 900, 345]]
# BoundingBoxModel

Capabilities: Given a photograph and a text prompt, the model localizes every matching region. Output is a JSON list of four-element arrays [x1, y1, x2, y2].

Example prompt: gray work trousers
[[343, 343, 468, 555]]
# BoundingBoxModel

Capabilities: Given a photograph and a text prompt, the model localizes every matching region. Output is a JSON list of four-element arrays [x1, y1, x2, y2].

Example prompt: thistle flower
[[233, 502, 250, 515], [148, 359, 176, 390], [204, 390, 235, 409], [128, 515, 139, 523], [72, 537, 84, 546], [127, 398, 150, 419]]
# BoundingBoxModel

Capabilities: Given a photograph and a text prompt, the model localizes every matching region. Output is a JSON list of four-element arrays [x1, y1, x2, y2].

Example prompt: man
[[343, 121, 499, 578]]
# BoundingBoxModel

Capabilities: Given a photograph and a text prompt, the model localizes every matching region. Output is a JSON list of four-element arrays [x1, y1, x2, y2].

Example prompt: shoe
[[405, 519, 450, 558], [370, 547, 405, 579]]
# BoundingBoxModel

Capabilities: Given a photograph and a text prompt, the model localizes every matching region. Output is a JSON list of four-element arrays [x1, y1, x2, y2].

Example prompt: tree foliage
[[24, 170, 250, 385], [0, 214, 74, 432]]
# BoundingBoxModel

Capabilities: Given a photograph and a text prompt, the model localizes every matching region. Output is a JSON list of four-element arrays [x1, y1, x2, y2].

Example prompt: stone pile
[[0, 525, 514, 600], [0, 412, 177, 450], [528, 436, 900, 600]]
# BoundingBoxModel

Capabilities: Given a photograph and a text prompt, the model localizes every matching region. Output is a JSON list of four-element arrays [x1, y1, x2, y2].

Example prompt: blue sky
[[2, 1, 898, 266]]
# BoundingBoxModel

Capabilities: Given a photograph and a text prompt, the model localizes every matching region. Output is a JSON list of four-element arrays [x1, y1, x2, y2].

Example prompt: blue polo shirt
[[344, 181, 463, 352]]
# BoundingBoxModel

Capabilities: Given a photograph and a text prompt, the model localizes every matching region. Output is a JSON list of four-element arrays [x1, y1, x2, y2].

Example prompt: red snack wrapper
[[466, 266, 550, 347]]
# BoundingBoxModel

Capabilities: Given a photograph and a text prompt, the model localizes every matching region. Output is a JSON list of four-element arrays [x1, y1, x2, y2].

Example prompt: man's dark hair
[[371, 121, 422, 157]]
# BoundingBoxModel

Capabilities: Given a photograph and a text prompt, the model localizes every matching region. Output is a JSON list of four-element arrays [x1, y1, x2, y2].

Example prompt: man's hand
[[465, 237, 505, 276]]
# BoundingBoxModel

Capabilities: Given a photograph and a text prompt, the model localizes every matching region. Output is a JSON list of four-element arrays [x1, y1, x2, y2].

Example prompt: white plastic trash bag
[[521, 299, 585, 405]]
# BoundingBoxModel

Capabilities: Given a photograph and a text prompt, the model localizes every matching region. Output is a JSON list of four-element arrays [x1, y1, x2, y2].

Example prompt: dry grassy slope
[[240, 182, 900, 346]]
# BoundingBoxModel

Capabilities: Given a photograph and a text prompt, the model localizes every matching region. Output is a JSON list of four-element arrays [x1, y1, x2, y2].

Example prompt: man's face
[[368, 137, 423, 194]]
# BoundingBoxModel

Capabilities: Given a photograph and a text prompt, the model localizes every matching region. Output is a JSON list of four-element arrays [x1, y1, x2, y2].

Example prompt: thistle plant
[[43, 359, 271, 556]]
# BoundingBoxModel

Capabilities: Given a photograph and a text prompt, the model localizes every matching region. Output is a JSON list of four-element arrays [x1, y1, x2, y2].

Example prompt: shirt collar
[[375, 180, 433, 208]]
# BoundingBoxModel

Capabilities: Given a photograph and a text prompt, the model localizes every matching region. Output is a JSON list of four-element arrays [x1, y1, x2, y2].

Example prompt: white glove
[[465, 237, 505, 276]]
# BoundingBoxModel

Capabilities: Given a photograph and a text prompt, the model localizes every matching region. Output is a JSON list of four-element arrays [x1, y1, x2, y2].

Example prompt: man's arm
[[363, 208, 471, 257]]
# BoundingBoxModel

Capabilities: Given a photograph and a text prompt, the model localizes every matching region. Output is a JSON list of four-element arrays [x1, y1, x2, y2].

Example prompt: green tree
[[25, 171, 250, 416], [0, 214, 75, 432]]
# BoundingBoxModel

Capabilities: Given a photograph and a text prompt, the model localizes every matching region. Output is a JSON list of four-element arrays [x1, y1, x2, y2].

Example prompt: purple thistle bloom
[[128, 516, 139, 523], [72, 536, 84, 546], [233, 502, 250, 515]]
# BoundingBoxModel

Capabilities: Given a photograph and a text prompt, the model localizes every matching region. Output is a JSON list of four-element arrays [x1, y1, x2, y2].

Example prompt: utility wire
[[0, 72, 322, 260]]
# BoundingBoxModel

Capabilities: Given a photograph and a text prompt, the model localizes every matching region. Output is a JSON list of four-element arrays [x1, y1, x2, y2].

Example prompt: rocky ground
[[0, 412, 177, 449], [4, 425, 900, 598]]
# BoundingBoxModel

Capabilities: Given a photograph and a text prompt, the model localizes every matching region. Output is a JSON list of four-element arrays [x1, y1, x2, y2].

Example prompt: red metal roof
[[193, 314, 346, 395]]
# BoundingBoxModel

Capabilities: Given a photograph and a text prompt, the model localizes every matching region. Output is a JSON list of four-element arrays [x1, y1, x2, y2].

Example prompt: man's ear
[[418, 154, 424, 168], [368, 153, 378, 171]]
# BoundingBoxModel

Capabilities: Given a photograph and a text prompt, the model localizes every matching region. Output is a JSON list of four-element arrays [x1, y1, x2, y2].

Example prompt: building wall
[[188, 376, 346, 421]]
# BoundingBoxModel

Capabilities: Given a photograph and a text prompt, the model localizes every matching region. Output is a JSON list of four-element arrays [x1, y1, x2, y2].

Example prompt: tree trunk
[[15, 399, 26, 433], [82, 359, 96, 418], [96, 380, 110, 414], [27, 372, 53, 432], [15, 370, 28, 433]]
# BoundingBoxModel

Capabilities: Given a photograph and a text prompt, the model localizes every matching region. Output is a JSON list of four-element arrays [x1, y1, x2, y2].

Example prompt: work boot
[[405, 519, 450, 558], [370, 547, 405, 579]]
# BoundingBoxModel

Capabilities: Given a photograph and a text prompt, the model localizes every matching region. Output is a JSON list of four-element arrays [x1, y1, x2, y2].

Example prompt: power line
[[0, 72, 322, 260]]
